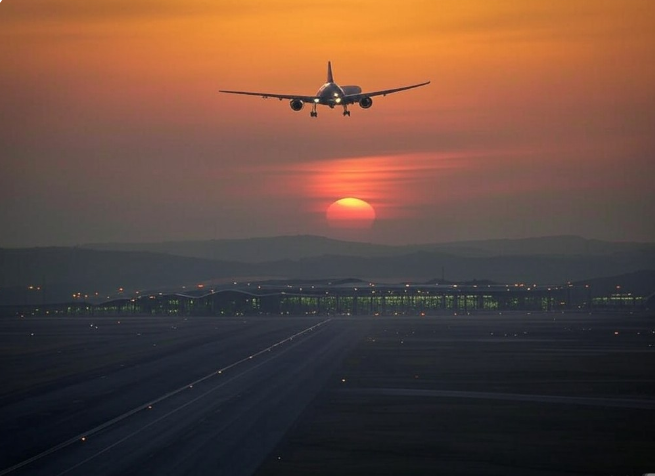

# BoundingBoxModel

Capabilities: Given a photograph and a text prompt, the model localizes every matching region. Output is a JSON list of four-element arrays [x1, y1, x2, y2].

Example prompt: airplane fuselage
[[316, 82, 345, 108]]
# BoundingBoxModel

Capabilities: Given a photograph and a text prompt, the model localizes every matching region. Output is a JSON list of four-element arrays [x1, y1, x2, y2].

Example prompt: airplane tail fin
[[327, 61, 334, 83]]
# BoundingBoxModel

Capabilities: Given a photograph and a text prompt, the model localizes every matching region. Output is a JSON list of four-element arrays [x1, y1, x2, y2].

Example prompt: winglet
[[327, 61, 334, 83]]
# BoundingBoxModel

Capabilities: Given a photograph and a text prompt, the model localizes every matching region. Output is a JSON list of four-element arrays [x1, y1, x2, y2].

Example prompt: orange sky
[[1, 0, 654, 246]]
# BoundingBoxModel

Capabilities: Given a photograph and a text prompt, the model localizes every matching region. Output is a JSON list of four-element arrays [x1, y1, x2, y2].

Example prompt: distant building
[[3, 281, 647, 318]]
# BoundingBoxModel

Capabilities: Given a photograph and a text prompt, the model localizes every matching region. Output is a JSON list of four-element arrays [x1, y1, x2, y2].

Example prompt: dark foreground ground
[[1, 313, 654, 476], [254, 312, 655, 476]]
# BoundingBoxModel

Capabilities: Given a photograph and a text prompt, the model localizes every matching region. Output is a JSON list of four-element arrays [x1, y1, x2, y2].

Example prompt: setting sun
[[326, 198, 376, 229]]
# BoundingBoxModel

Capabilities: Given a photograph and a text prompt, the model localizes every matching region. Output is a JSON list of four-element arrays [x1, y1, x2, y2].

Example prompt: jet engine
[[359, 96, 373, 109], [289, 99, 304, 111]]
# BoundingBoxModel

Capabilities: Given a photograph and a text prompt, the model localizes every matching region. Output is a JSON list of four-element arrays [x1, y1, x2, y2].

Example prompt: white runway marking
[[339, 387, 655, 410]]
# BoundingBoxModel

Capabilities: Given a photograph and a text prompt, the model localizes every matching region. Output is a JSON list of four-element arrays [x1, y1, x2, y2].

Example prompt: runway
[[3, 313, 655, 476], [0, 317, 371, 476]]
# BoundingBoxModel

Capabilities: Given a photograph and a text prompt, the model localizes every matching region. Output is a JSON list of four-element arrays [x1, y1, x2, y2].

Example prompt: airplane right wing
[[342, 81, 430, 103]]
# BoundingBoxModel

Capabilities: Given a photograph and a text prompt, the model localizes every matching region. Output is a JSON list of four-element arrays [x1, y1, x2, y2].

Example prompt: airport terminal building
[[4, 281, 649, 318]]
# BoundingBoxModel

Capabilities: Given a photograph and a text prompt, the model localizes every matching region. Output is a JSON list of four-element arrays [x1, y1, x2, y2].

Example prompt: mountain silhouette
[[2, 235, 654, 305]]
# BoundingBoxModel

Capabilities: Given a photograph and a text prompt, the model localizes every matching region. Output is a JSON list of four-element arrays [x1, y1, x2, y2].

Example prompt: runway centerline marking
[[0, 319, 332, 476]]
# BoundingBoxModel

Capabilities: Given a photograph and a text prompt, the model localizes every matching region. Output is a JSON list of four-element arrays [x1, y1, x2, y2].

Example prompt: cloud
[[241, 152, 494, 219]]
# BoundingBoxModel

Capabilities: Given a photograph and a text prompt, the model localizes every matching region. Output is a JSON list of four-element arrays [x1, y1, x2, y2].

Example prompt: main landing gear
[[308, 104, 350, 117]]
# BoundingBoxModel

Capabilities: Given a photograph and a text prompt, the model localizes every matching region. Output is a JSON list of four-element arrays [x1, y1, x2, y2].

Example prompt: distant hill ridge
[[82, 234, 655, 263], [1, 235, 654, 305], [82, 235, 396, 263]]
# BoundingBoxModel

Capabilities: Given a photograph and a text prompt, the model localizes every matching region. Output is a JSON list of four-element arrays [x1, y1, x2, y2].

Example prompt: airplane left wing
[[219, 89, 317, 103], [342, 81, 430, 103]]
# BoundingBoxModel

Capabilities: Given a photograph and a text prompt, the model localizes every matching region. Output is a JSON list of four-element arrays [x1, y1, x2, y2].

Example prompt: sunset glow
[[0, 1, 653, 246]]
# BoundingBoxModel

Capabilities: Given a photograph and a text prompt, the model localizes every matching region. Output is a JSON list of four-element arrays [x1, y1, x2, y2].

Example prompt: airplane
[[219, 61, 430, 117]]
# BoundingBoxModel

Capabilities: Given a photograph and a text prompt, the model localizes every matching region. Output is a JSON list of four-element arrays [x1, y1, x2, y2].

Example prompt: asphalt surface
[[2, 313, 655, 476], [0, 316, 372, 476], [255, 312, 655, 476]]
